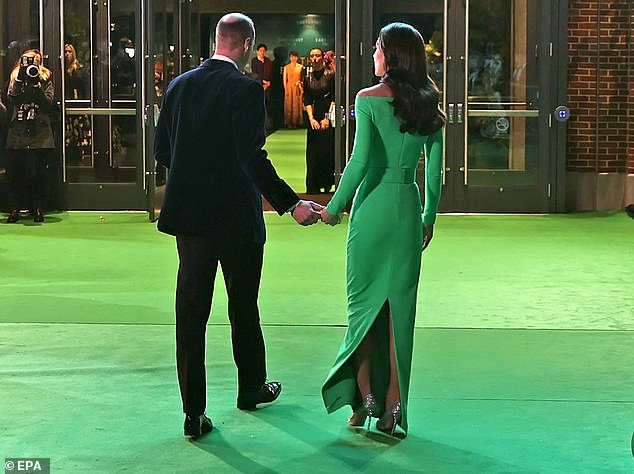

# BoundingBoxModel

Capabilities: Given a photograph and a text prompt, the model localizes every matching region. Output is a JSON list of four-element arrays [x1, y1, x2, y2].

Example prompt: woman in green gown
[[320, 23, 446, 436]]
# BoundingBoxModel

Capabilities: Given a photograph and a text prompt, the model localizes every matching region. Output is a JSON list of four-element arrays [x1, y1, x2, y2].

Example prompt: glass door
[[61, 0, 146, 209], [447, 0, 551, 212], [368, 0, 556, 213], [144, 0, 202, 220]]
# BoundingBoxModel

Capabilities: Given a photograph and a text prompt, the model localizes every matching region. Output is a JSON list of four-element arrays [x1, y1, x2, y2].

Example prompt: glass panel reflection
[[378, 1, 445, 96], [63, 0, 139, 184], [110, 2, 137, 100], [0, 0, 41, 188], [467, 0, 538, 185], [63, 0, 93, 169]]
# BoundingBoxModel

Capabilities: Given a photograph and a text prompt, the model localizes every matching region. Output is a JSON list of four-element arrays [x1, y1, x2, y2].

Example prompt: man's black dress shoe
[[626, 204, 634, 219], [6, 210, 19, 224], [34, 209, 44, 223], [237, 381, 282, 410], [183, 414, 213, 439]]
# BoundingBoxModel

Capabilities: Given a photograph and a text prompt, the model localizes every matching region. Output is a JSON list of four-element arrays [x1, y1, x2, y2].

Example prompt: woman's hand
[[320, 208, 340, 226], [320, 118, 330, 129], [422, 223, 434, 251], [309, 118, 321, 130]]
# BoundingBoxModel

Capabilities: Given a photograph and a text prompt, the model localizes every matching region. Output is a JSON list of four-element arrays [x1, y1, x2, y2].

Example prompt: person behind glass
[[64, 43, 90, 163], [319, 23, 446, 437], [303, 47, 335, 194], [112, 37, 136, 97], [324, 50, 336, 72], [251, 44, 273, 132], [282, 51, 304, 129], [5, 50, 55, 224], [64, 44, 87, 100], [251, 43, 272, 91]]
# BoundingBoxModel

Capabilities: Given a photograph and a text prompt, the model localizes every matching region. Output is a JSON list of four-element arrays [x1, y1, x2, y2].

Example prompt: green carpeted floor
[[0, 212, 632, 329], [265, 129, 307, 193], [1, 211, 633, 472]]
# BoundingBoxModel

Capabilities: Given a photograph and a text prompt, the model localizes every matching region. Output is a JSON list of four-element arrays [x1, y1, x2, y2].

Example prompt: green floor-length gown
[[321, 95, 443, 434]]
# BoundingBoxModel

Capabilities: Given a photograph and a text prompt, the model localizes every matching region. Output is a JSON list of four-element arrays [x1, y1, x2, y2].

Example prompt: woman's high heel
[[376, 401, 402, 436], [347, 393, 379, 429]]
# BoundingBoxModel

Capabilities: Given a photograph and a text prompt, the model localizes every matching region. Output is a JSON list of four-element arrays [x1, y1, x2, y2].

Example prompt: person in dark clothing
[[269, 46, 287, 131], [154, 13, 324, 439], [4, 49, 55, 223], [303, 47, 336, 194], [64, 43, 91, 163], [64, 44, 88, 99], [251, 43, 274, 133], [250, 43, 272, 91], [112, 37, 136, 98]]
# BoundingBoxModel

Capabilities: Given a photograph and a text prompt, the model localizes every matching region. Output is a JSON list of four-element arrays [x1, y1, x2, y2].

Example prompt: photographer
[[5, 49, 55, 223]]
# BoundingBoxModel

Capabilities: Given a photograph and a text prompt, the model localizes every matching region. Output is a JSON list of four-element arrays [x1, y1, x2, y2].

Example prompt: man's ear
[[243, 37, 252, 53]]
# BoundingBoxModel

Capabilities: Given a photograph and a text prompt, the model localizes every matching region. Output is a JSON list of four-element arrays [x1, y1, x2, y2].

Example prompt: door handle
[[457, 103, 464, 124], [448, 103, 454, 124]]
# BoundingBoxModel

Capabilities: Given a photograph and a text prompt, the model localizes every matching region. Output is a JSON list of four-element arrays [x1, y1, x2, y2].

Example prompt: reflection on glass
[[63, 0, 139, 184], [110, 2, 137, 100], [0, 0, 41, 192], [64, 0, 93, 172], [111, 115, 137, 173], [379, 1, 445, 95], [467, 0, 537, 185], [152, 0, 176, 188]]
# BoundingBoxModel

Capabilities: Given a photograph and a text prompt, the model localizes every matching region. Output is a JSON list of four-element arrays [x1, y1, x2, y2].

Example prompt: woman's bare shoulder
[[357, 83, 393, 98]]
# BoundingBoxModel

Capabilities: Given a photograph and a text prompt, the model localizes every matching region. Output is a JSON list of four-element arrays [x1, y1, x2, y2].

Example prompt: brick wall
[[567, 0, 632, 174]]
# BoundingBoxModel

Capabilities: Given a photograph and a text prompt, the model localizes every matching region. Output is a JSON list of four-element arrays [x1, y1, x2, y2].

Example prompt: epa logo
[[4, 458, 50, 473]]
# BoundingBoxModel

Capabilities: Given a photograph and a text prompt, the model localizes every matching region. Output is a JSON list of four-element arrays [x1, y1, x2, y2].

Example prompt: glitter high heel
[[376, 401, 402, 436], [347, 393, 379, 429]]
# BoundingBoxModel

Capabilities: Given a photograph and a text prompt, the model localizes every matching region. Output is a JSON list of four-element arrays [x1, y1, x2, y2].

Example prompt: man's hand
[[320, 208, 339, 226], [422, 223, 434, 251], [292, 200, 324, 226], [262, 80, 271, 90]]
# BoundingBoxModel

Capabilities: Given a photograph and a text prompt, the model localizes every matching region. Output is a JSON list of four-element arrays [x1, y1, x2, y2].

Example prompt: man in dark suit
[[154, 13, 323, 439]]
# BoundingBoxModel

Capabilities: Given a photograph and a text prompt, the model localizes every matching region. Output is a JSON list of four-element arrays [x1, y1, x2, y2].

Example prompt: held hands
[[292, 200, 324, 226], [422, 223, 434, 251], [319, 208, 340, 226], [291, 200, 341, 227]]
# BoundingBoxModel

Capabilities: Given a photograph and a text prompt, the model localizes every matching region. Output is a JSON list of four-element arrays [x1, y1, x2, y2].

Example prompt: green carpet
[[0, 324, 632, 472], [1, 212, 633, 472], [265, 129, 307, 193], [0, 212, 632, 329]]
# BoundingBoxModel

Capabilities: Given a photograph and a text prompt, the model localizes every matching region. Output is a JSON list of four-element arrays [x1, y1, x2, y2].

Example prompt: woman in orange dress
[[282, 51, 304, 129]]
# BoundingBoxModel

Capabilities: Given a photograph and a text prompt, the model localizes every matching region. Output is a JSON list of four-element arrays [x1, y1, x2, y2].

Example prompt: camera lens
[[25, 64, 39, 79]]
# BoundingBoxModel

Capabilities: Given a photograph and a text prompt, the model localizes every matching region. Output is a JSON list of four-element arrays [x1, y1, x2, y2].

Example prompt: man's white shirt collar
[[211, 54, 239, 70]]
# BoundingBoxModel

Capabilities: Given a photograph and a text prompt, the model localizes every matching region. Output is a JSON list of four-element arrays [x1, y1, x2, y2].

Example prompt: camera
[[16, 102, 39, 121], [19, 55, 40, 84]]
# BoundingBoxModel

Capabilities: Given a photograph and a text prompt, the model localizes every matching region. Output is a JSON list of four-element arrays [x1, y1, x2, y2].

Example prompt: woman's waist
[[365, 167, 417, 184]]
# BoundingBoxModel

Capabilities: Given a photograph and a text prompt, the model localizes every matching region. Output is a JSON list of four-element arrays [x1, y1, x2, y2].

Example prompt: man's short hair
[[216, 13, 255, 50], [256, 44, 267, 51]]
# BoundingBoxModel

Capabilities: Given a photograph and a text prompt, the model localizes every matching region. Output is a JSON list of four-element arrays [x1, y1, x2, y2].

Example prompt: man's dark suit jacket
[[154, 58, 299, 244]]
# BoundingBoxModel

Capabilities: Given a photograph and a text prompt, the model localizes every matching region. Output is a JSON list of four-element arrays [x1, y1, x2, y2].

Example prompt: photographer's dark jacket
[[6, 78, 55, 150], [154, 58, 299, 244]]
